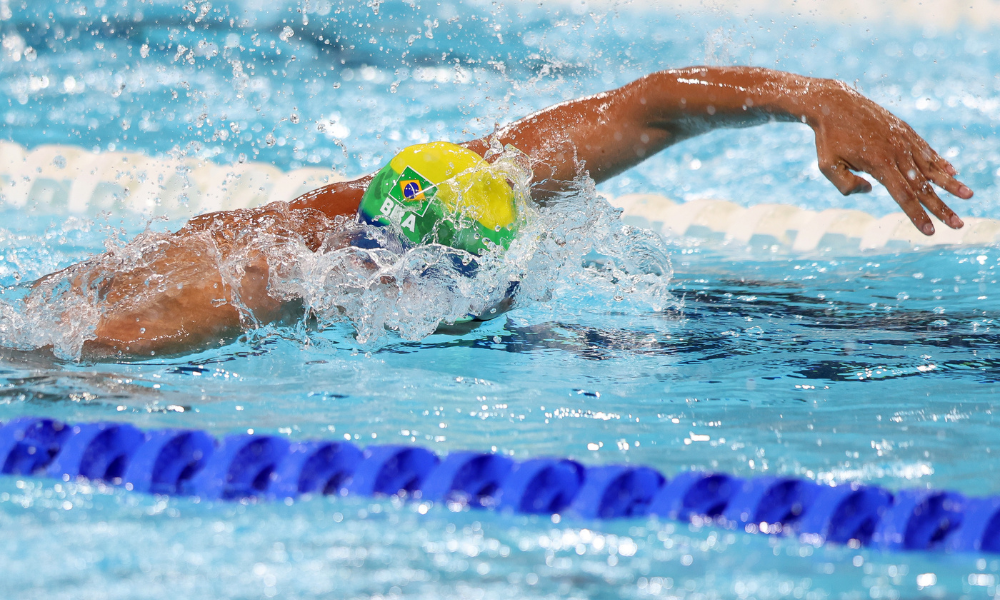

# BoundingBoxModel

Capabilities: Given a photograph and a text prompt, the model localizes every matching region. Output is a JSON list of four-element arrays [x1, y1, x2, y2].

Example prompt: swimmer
[[28, 67, 975, 358]]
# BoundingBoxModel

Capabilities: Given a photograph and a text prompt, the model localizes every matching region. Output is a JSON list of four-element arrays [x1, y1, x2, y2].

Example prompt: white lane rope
[[0, 140, 345, 219], [611, 194, 1000, 253], [2, 141, 996, 253]]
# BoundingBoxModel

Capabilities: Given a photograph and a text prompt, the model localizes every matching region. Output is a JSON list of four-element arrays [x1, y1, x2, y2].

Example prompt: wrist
[[776, 76, 850, 128], [760, 72, 825, 126]]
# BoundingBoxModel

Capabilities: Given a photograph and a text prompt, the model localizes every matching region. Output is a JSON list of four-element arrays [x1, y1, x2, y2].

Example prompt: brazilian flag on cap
[[358, 141, 518, 255]]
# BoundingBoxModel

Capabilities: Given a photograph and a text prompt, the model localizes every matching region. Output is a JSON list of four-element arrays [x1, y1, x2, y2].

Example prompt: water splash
[[0, 148, 674, 360]]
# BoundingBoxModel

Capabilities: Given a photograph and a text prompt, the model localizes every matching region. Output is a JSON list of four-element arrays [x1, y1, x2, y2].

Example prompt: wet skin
[[33, 66, 975, 358]]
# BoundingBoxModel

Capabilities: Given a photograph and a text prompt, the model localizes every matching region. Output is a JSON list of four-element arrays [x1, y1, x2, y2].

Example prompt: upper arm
[[289, 72, 679, 212], [290, 72, 685, 211], [462, 80, 675, 197]]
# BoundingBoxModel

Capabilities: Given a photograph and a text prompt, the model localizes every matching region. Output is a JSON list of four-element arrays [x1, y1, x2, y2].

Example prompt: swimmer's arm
[[470, 66, 974, 236], [287, 174, 372, 220]]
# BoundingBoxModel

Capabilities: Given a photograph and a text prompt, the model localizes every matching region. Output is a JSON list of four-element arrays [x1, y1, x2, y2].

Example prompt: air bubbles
[[2, 33, 26, 61]]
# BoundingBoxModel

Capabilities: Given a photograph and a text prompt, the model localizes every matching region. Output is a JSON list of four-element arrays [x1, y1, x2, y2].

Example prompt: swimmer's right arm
[[466, 66, 974, 236]]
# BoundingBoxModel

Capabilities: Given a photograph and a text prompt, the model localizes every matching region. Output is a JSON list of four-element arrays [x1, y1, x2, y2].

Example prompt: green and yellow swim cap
[[357, 141, 518, 255]]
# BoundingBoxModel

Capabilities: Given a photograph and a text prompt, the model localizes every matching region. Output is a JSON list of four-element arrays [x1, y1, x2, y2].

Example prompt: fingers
[[878, 158, 964, 236], [891, 123, 973, 201], [815, 118, 972, 236], [935, 153, 958, 176], [819, 158, 873, 196], [912, 146, 974, 200], [877, 168, 936, 235], [904, 160, 964, 229]]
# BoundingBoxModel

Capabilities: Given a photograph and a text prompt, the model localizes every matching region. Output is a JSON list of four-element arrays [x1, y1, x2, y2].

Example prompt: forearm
[[75, 206, 326, 358], [472, 66, 834, 191], [631, 66, 834, 134]]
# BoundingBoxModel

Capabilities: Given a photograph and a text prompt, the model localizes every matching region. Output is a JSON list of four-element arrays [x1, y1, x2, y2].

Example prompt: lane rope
[[0, 141, 345, 219], [3, 142, 997, 253], [612, 193, 1000, 253], [1, 416, 996, 554]]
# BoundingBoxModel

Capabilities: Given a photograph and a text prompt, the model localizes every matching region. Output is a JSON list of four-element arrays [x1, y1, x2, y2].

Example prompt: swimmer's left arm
[[470, 67, 974, 236], [287, 174, 373, 220]]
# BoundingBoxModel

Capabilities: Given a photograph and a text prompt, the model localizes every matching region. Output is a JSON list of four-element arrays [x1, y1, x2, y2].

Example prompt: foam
[[2, 144, 677, 359]]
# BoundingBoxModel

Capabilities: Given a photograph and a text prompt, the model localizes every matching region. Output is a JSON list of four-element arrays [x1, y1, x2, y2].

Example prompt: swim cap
[[357, 141, 518, 254]]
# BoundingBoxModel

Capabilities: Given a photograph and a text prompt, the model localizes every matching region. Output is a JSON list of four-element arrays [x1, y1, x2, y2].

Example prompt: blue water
[[3, 1, 1000, 598]]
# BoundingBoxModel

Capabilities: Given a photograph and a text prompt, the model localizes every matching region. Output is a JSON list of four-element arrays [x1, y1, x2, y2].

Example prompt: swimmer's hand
[[804, 80, 973, 236]]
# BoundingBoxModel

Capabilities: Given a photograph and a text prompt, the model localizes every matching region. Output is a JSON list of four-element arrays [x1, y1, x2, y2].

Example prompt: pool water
[[3, 1, 1000, 598]]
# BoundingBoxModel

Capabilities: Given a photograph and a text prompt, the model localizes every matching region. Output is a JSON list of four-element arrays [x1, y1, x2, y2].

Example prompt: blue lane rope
[[0, 416, 994, 553]]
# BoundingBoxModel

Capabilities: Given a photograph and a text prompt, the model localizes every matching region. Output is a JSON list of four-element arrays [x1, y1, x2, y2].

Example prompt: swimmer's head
[[357, 141, 518, 254]]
